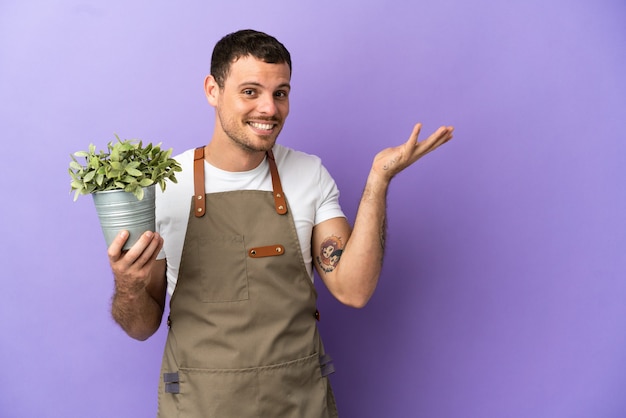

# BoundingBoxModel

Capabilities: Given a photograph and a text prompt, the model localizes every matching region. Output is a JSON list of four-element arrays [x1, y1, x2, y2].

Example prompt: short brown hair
[[210, 29, 292, 88]]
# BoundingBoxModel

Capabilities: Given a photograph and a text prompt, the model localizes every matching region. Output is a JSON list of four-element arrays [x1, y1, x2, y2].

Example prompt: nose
[[257, 92, 278, 116]]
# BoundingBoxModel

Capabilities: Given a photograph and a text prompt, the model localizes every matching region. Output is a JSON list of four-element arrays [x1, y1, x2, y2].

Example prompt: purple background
[[1, 0, 625, 417]]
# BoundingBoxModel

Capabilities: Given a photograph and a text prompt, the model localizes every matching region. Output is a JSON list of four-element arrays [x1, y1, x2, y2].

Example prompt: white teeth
[[249, 122, 274, 130]]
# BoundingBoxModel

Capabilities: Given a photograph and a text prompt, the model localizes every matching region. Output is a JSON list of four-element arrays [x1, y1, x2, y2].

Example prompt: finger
[[425, 126, 453, 146], [407, 123, 423, 146], [445, 126, 455, 141], [134, 232, 163, 269], [108, 230, 129, 261], [123, 231, 159, 266], [412, 126, 454, 159], [438, 126, 454, 145]]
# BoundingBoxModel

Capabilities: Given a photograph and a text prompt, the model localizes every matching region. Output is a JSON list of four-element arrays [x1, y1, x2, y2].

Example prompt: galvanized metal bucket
[[92, 185, 156, 251]]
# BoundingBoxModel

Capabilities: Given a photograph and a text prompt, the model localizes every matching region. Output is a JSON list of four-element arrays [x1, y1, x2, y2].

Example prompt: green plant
[[69, 135, 182, 201]]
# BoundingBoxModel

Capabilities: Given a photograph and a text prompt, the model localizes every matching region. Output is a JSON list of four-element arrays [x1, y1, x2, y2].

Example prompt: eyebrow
[[238, 81, 291, 91]]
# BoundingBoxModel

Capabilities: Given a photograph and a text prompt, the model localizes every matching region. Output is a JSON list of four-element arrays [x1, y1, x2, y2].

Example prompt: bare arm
[[313, 123, 454, 308], [108, 230, 167, 341]]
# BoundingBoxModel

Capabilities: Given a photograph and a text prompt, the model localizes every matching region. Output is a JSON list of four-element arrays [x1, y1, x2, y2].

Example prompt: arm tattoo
[[316, 235, 344, 273], [383, 157, 398, 171], [380, 214, 387, 253]]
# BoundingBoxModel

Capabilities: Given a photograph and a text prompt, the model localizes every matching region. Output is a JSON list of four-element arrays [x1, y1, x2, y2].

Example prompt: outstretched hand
[[372, 123, 454, 181]]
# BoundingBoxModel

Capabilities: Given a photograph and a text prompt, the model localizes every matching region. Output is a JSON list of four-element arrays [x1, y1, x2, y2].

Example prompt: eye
[[242, 89, 256, 96], [274, 90, 289, 99]]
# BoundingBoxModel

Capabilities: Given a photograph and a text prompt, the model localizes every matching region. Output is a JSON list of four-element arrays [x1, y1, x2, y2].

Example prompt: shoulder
[[156, 148, 196, 201], [272, 144, 324, 174], [170, 147, 199, 181], [272, 144, 337, 196], [173, 148, 197, 170]]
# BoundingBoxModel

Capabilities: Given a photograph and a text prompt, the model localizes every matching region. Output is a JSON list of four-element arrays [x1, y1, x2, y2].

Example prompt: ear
[[204, 75, 220, 106]]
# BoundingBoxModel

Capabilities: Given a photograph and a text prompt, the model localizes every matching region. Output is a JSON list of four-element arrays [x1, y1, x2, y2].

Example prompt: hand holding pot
[[108, 230, 168, 341]]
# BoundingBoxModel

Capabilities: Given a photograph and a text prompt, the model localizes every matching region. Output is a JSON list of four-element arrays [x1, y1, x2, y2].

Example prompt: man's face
[[213, 56, 291, 153]]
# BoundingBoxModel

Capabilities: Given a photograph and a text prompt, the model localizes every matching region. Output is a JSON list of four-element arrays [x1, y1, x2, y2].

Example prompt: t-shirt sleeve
[[155, 185, 167, 260], [314, 164, 346, 225]]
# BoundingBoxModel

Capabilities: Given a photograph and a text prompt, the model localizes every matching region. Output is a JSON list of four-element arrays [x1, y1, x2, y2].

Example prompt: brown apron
[[157, 147, 338, 417]]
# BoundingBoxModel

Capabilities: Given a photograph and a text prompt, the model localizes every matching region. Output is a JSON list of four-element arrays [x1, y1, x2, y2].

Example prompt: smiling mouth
[[248, 121, 276, 131]]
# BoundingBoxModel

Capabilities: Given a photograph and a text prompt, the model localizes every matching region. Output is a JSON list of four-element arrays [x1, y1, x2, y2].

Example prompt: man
[[107, 29, 453, 417]]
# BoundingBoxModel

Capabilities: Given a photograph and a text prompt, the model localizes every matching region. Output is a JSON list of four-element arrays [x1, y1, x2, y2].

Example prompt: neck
[[204, 140, 267, 172]]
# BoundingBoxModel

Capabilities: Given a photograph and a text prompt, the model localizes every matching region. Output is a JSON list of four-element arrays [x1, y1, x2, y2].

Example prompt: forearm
[[111, 257, 166, 341], [111, 286, 164, 341], [335, 171, 390, 306]]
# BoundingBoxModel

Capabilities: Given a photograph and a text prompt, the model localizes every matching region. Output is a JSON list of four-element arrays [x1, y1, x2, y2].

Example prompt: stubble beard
[[218, 111, 282, 154]]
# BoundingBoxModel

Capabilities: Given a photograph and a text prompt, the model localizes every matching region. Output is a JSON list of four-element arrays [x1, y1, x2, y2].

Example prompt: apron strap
[[192, 147, 288, 217], [319, 353, 336, 377], [193, 147, 206, 217], [163, 372, 180, 394], [267, 150, 288, 215]]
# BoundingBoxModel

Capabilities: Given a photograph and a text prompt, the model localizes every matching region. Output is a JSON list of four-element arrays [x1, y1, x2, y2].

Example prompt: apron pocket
[[173, 353, 334, 418], [196, 235, 249, 303], [176, 366, 259, 417]]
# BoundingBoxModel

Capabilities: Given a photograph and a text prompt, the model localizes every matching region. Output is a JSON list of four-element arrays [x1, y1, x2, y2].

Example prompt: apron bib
[[157, 148, 338, 417]]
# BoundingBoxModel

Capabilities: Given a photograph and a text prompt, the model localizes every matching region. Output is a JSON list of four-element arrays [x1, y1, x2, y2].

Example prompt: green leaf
[[125, 167, 143, 176], [83, 170, 96, 182]]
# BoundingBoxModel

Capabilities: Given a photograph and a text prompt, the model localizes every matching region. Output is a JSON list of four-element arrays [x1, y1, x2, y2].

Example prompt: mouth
[[248, 121, 278, 134]]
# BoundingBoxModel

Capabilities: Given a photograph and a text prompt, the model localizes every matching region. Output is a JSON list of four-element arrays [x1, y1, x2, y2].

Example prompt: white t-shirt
[[156, 144, 346, 296]]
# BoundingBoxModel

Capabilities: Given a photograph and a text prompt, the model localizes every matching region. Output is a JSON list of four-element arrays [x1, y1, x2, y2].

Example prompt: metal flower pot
[[92, 185, 156, 251]]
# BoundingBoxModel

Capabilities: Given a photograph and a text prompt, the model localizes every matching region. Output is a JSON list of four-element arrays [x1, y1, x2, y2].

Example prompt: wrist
[[362, 170, 391, 201], [114, 277, 147, 300], [366, 169, 391, 189]]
